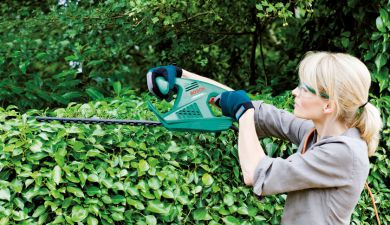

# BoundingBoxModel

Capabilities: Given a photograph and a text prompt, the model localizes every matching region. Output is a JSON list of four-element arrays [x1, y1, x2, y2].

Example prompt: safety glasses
[[297, 82, 330, 99]]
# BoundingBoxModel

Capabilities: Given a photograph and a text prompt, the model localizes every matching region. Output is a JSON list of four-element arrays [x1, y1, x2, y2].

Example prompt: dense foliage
[[0, 91, 387, 224], [0, 92, 284, 224], [1, 0, 388, 109], [0, 0, 389, 224]]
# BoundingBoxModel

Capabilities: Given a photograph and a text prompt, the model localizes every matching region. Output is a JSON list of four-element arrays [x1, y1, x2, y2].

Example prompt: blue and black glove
[[213, 90, 254, 121], [147, 65, 182, 100]]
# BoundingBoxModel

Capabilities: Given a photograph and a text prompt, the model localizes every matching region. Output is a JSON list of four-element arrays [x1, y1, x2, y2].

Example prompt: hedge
[[0, 90, 388, 224]]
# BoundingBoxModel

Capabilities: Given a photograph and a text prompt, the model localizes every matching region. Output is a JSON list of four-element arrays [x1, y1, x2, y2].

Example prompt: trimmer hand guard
[[148, 77, 233, 132]]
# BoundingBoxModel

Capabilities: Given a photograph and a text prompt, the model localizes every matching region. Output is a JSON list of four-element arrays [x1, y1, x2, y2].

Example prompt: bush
[[0, 90, 388, 224]]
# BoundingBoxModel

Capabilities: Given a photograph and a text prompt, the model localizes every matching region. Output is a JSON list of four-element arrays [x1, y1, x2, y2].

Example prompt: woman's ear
[[323, 100, 336, 114]]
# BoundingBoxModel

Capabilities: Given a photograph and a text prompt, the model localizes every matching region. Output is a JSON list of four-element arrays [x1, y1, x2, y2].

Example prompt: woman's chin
[[293, 110, 304, 119]]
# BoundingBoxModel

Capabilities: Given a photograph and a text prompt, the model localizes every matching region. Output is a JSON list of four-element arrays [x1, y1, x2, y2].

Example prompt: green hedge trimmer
[[16, 77, 235, 132]]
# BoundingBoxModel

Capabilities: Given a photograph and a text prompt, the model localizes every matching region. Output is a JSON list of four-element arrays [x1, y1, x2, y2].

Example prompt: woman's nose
[[292, 87, 299, 97]]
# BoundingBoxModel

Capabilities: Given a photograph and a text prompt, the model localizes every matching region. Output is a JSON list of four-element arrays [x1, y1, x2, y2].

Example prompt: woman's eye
[[298, 85, 307, 92]]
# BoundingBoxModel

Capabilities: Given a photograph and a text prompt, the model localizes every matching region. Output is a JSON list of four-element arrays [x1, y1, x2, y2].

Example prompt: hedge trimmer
[[9, 77, 235, 132]]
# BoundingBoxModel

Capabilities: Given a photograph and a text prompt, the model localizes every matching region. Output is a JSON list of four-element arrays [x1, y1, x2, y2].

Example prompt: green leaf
[[152, 17, 159, 23], [70, 141, 85, 151], [52, 215, 65, 224], [19, 61, 30, 74], [375, 54, 388, 71], [237, 206, 249, 215], [28, 152, 48, 161], [3, 144, 15, 152], [65, 55, 78, 61], [145, 215, 157, 225], [193, 208, 212, 220], [71, 205, 88, 222], [218, 206, 230, 215], [341, 37, 349, 49], [112, 195, 126, 204], [32, 205, 46, 218], [86, 186, 101, 196], [146, 200, 170, 214], [248, 206, 258, 217], [50, 190, 64, 200], [202, 173, 214, 186], [376, 16, 385, 32], [66, 173, 81, 183], [67, 186, 85, 198], [54, 147, 67, 167], [113, 81, 122, 95], [13, 197, 24, 210], [12, 210, 28, 221], [87, 216, 98, 225], [138, 160, 150, 172], [87, 174, 99, 183], [177, 195, 189, 205], [79, 172, 88, 186], [11, 179, 23, 193], [111, 212, 124, 221], [87, 60, 105, 67], [0, 218, 9, 224], [0, 188, 10, 201], [162, 190, 174, 199], [192, 186, 202, 194], [88, 205, 100, 216], [101, 178, 113, 189], [127, 186, 139, 196], [92, 126, 105, 136], [222, 216, 241, 225], [62, 91, 82, 100], [86, 87, 104, 100], [127, 198, 145, 210], [223, 194, 235, 206], [102, 195, 112, 204], [53, 165, 62, 185], [254, 215, 267, 222], [148, 178, 161, 190], [30, 140, 43, 153], [38, 133, 49, 141]]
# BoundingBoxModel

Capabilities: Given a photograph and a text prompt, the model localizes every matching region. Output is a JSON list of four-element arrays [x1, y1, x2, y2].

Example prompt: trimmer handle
[[155, 77, 171, 96]]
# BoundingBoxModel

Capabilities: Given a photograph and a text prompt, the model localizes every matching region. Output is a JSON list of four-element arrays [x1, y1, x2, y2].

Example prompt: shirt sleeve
[[252, 140, 354, 196], [252, 101, 314, 146]]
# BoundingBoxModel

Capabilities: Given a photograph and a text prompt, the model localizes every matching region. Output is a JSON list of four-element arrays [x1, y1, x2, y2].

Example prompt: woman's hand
[[146, 65, 182, 100], [213, 90, 254, 120]]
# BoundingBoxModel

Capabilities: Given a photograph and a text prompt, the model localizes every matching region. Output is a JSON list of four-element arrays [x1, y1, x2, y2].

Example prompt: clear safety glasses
[[297, 82, 330, 99]]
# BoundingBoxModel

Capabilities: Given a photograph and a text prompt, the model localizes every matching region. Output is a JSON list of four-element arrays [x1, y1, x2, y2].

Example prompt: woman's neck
[[313, 117, 349, 141]]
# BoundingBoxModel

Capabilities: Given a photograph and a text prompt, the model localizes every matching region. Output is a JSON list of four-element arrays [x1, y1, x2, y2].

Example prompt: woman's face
[[292, 82, 328, 121]]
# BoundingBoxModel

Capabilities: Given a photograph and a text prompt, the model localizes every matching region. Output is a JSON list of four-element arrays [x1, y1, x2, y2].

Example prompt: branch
[[176, 11, 214, 24], [259, 25, 267, 86], [192, 26, 254, 36]]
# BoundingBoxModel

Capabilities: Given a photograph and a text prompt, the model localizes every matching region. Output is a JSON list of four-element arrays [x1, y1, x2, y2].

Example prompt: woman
[[146, 51, 382, 225]]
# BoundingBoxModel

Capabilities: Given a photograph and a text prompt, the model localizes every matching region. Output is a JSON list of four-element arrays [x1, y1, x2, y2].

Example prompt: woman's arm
[[238, 109, 266, 186], [182, 69, 234, 91]]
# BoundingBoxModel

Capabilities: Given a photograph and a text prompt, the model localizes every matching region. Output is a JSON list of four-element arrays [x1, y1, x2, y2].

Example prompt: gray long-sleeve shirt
[[251, 101, 369, 225]]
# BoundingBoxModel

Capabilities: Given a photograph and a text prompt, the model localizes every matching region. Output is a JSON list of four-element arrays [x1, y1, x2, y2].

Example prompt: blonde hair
[[298, 51, 382, 156]]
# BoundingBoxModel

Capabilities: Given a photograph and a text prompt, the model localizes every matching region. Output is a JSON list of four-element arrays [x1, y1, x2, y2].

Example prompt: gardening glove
[[147, 65, 183, 100], [213, 90, 254, 120]]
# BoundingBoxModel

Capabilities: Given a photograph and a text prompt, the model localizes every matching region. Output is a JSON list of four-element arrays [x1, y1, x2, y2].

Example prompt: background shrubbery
[[0, 0, 389, 224]]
